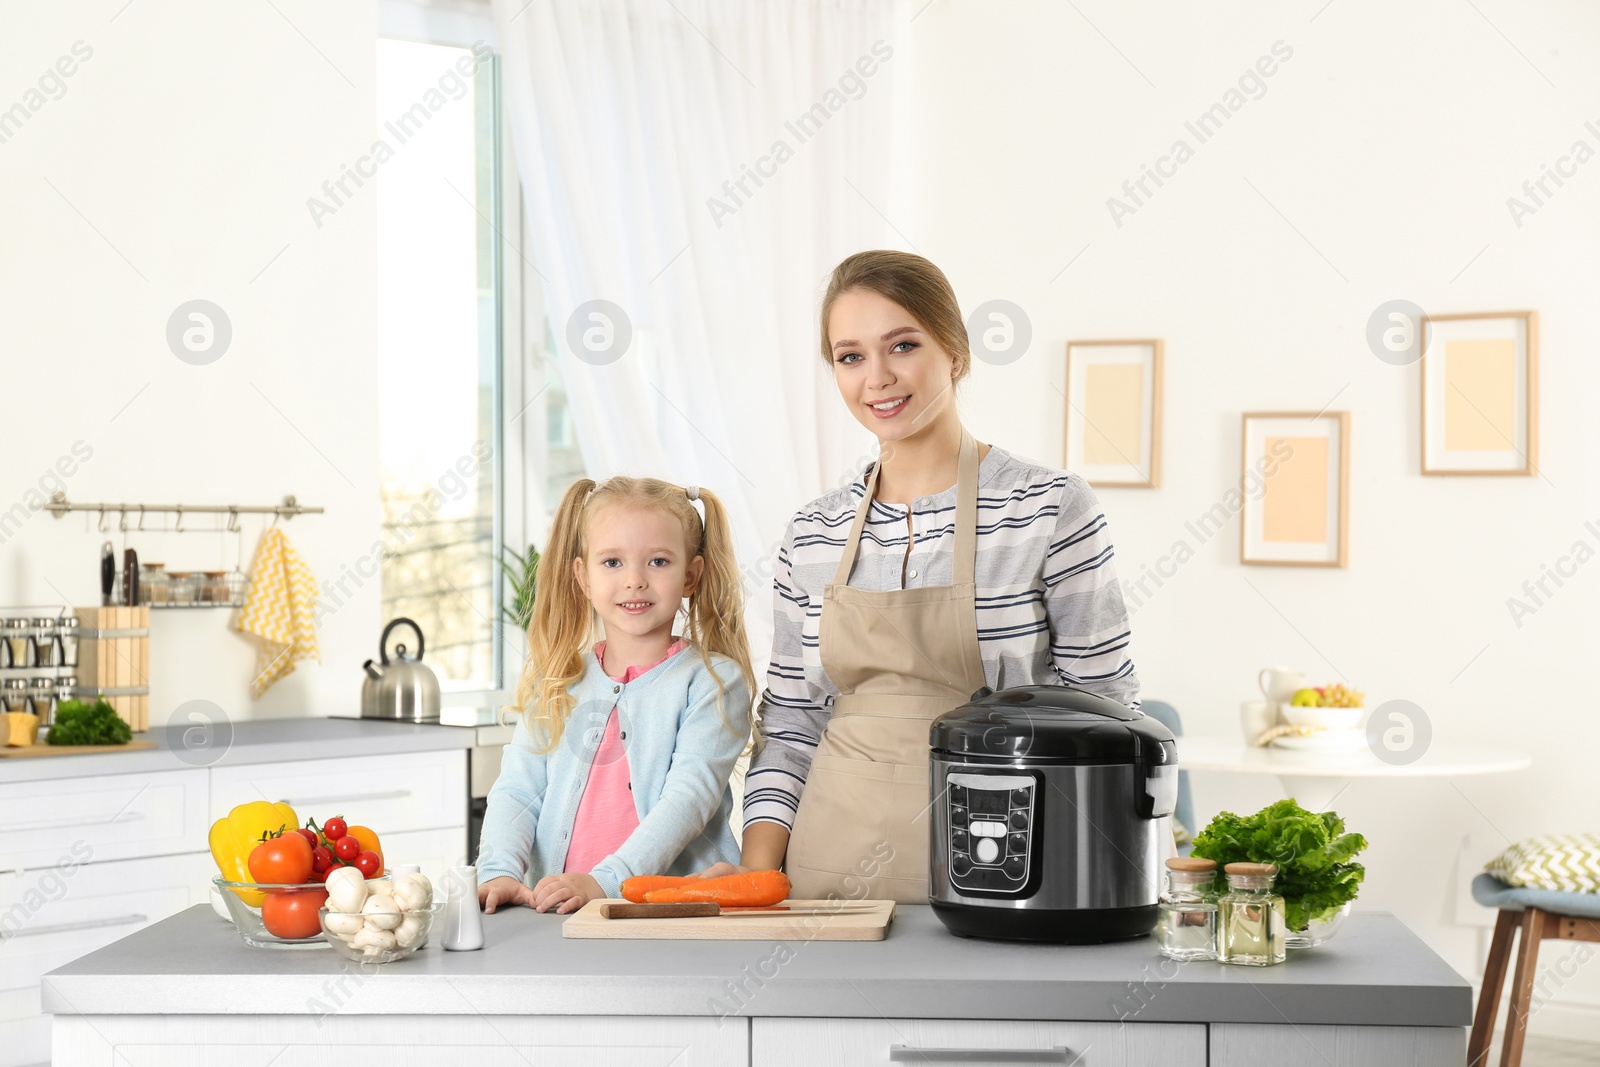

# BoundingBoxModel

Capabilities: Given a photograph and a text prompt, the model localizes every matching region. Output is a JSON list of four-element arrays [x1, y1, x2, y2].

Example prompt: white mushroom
[[361, 896, 403, 930], [351, 926, 397, 953], [325, 867, 368, 914], [366, 877, 395, 897], [394, 912, 427, 950], [393, 874, 432, 913], [323, 911, 364, 937]]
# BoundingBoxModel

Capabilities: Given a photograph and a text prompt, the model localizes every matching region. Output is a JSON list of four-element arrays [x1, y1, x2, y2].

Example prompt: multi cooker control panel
[[946, 771, 1034, 895]]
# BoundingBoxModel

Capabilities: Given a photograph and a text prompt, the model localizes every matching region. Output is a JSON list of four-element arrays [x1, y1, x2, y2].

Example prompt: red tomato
[[248, 832, 313, 885], [311, 845, 335, 873], [323, 817, 348, 841], [333, 836, 360, 862], [354, 850, 381, 878], [260, 889, 328, 939]]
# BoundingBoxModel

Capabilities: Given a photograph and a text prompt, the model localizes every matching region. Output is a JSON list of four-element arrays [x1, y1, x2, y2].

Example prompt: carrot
[[620, 875, 700, 903], [642, 870, 790, 908]]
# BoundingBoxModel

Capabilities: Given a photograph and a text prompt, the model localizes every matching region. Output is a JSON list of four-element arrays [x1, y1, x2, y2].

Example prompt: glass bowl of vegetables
[[214, 875, 390, 950], [1190, 798, 1368, 950], [318, 867, 438, 963]]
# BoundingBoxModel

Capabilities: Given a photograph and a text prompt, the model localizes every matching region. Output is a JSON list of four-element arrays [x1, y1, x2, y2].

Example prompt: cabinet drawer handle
[[4, 812, 145, 833], [889, 1048, 1072, 1063], [280, 789, 411, 807], [2, 913, 148, 940]]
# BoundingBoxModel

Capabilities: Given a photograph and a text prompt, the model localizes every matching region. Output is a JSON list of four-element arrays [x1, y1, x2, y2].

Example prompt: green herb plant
[[47, 698, 133, 747], [498, 543, 540, 632], [1191, 798, 1368, 931]]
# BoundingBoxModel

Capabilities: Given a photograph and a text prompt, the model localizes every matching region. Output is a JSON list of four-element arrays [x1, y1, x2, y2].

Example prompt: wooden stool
[[1468, 873, 1600, 1067]]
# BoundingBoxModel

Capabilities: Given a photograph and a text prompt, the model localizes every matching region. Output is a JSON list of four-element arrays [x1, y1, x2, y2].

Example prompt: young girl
[[476, 476, 755, 915]]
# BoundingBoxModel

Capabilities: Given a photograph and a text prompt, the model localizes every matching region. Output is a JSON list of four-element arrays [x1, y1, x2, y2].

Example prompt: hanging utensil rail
[[45, 493, 322, 530]]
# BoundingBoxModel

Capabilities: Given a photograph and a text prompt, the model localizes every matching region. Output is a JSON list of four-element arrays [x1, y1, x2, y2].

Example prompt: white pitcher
[[1256, 667, 1307, 705]]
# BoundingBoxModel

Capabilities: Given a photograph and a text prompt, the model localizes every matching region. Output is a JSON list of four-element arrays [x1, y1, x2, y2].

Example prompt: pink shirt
[[563, 639, 688, 876]]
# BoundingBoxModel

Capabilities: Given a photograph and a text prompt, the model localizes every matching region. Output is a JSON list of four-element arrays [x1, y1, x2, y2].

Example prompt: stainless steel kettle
[[361, 618, 441, 722]]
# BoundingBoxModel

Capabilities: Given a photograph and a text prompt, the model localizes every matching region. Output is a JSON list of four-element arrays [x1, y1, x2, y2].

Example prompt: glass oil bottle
[[1217, 862, 1286, 966], [1156, 856, 1218, 962]]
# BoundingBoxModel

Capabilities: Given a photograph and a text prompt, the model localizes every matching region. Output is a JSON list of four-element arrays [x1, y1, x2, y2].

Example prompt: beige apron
[[785, 430, 987, 903]]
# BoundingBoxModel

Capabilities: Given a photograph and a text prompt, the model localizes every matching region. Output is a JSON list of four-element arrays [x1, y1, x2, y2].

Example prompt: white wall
[[0, 1, 380, 723], [912, 0, 1600, 1035]]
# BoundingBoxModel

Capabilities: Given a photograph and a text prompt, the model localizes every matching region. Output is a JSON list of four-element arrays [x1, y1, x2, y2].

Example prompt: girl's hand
[[691, 862, 751, 878], [531, 872, 604, 914], [479, 876, 538, 914]]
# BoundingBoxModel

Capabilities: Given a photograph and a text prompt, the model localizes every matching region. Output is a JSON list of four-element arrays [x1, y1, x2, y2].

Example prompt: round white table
[[1176, 734, 1533, 812]]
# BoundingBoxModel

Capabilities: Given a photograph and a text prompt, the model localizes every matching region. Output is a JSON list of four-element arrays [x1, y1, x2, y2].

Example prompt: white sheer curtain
[[490, 0, 910, 664]]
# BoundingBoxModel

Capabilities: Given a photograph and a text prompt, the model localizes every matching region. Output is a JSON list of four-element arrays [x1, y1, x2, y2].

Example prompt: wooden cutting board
[[0, 740, 157, 758], [563, 898, 896, 941]]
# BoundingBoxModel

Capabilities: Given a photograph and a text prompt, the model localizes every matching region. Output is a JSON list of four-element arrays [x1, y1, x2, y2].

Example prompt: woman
[[707, 250, 1141, 903]]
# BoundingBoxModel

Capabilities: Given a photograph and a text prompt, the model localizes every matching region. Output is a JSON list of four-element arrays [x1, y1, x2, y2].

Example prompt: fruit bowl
[[214, 875, 389, 949], [320, 902, 442, 964], [1281, 704, 1364, 731]]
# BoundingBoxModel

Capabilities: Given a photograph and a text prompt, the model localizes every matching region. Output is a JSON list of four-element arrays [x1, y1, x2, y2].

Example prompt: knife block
[[73, 607, 150, 732]]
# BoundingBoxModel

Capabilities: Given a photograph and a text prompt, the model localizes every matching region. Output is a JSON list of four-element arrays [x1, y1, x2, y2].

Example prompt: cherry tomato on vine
[[311, 845, 335, 873], [354, 850, 381, 878], [334, 836, 360, 862], [323, 817, 348, 841]]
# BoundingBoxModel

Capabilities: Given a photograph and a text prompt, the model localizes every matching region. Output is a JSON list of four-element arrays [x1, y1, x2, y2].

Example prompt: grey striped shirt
[[743, 445, 1141, 831]]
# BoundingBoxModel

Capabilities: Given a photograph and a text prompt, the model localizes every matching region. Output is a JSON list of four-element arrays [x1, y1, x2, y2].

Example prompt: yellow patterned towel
[[234, 527, 320, 698]]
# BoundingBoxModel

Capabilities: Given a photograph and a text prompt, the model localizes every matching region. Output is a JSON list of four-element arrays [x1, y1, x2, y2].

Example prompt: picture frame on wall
[[1241, 411, 1349, 568], [1064, 339, 1163, 488], [1421, 311, 1538, 476]]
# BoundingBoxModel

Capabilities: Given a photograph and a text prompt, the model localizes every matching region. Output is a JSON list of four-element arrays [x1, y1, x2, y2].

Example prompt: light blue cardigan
[[476, 644, 751, 899]]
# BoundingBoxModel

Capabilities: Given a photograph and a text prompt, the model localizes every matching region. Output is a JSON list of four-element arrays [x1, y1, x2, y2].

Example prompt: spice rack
[[46, 492, 321, 610], [0, 604, 150, 733]]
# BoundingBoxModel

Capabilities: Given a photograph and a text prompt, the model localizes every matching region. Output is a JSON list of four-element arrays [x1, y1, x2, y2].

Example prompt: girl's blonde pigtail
[[684, 487, 757, 740]]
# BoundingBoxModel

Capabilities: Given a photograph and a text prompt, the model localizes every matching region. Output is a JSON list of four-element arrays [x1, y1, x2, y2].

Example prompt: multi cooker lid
[[929, 685, 1176, 764]]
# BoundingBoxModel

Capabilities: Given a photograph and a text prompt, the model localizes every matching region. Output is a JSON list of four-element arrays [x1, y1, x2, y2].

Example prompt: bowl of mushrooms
[[318, 865, 438, 963]]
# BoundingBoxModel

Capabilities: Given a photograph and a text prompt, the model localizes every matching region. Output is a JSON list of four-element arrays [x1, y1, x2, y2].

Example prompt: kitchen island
[[44, 903, 1471, 1066]]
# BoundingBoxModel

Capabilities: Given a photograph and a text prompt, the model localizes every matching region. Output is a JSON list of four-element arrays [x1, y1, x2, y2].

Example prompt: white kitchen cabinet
[[752, 1018, 1207, 1066], [0, 768, 208, 873], [208, 749, 466, 834], [54, 1014, 749, 1067], [0, 851, 214, 1067]]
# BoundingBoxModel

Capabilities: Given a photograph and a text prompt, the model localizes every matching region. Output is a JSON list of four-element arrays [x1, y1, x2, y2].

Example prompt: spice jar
[[29, 677, 56, 727], [2, 678, 28, 714], [58, 616, 81, 668], [140, 563, 170, 605], [32, 617, 59, 668], [1217, 862, 1287, 967], [169, 571, 198, 604], [1157, 856, 1219, 962], [6, 618, 33, 669]]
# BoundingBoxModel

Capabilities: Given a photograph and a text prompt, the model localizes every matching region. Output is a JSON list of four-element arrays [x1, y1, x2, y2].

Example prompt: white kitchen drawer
[[1210, 1022, 1466, 1066], [0, 768, 208, 873], [208, 749, 466, 835], [378, 826, 469, 889], [0, 851, 213, 1067], [54, 1013, 749, 1066], [752, 1018, 1206, 1066]]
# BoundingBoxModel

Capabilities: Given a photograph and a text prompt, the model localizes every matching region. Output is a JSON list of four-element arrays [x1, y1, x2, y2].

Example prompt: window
[[375, 35, 502, 691]]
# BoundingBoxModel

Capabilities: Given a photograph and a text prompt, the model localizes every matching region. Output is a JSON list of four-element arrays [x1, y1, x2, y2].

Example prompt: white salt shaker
[[442, 864, 485, 951]]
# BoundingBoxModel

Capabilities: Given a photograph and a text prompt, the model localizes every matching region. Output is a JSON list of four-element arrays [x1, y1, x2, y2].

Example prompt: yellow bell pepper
[[209, 800, 298, 907]]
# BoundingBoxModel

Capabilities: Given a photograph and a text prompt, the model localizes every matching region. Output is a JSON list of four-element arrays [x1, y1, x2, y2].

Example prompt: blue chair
[[1140, 700, 1194, 856], [1468, 873, 1600, 1066]]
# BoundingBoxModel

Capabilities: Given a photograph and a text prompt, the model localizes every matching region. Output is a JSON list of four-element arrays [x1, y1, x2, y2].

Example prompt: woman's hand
[[478, 875, 537, 914], [531, 872, 603, 914]]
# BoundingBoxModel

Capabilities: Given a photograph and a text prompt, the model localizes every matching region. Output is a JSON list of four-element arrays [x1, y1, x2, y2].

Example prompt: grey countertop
[[44, 904, 1472, 1026], [0, 717, 474, 783]]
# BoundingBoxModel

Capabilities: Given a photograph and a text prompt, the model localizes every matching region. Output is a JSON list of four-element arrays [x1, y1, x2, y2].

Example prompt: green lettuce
[[47, 698, 133, 747], [1190, 798, 1367, 931]]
